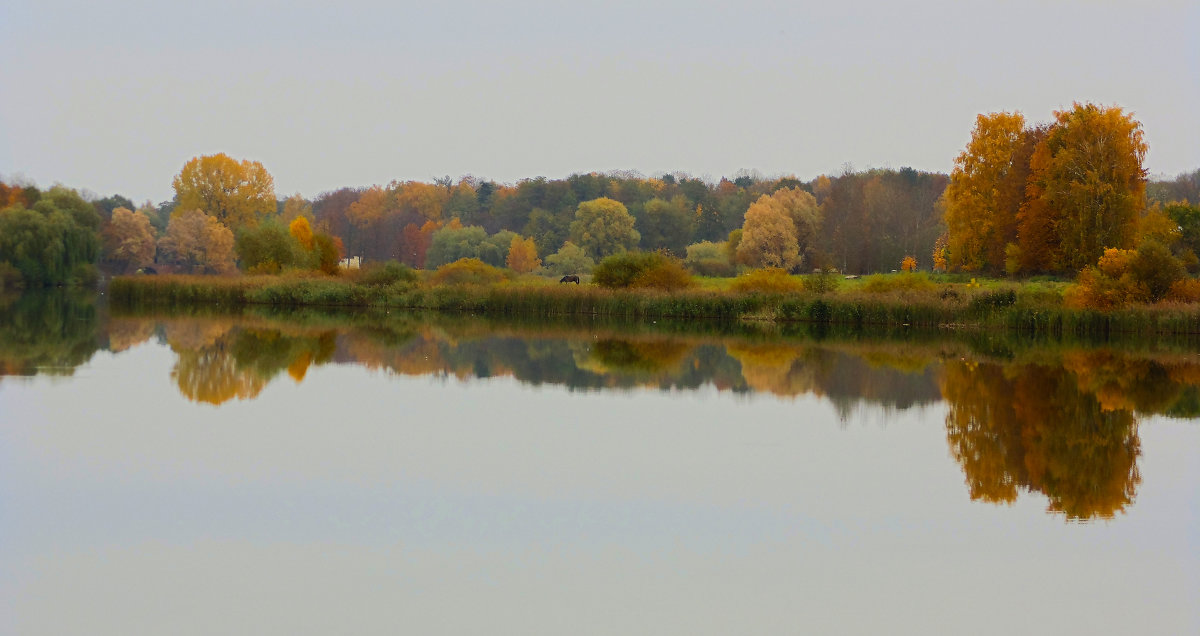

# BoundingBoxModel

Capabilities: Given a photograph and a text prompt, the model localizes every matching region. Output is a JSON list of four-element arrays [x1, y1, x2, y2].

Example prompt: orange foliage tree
[[1021, 103, 1147, 273], [505, 235, 541, 273], [942, 112, 1026, 273]]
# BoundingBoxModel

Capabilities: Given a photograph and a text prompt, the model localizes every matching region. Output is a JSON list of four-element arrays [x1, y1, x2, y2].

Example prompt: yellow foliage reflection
[[168, 323, 336, 405], [941, 360, 1141, 520], [106, 318, 156, 352]]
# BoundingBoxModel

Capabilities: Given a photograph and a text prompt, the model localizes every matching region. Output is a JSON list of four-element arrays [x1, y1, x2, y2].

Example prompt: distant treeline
[[2, 147, 1198, 288]]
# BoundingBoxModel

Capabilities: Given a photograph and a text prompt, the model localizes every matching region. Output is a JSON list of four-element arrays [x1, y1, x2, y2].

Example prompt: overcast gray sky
[[1, 0, 1196, 203]]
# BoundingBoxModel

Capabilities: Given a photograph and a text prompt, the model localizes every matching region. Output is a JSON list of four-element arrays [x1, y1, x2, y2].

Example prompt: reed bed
[[108, 273, 1200, 336]]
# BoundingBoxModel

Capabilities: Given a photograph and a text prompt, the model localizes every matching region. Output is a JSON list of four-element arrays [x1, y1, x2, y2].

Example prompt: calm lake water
[[1, 291, 1197, 634]]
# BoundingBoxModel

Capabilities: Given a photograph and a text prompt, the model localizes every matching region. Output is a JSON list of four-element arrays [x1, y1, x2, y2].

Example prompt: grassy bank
[[107, 272, 1200, 336]]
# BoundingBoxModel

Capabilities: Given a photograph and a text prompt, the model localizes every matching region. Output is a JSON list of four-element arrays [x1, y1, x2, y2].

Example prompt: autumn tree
[[103, 207, 157, 272], [1021, 103, 1147, 273], [942, 112, 1027, 273], [289, 216, 314, 250], [735, 187, 820, 270], [506, 235, 541, 273], [569, 197, 640, 259], [280, 194, 314, 224], [172, 153, 277, 229], [157, 210, 236, 274]]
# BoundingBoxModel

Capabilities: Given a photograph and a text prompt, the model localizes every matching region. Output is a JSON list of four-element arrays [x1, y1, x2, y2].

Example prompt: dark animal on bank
[[559, 275, 581, 284]]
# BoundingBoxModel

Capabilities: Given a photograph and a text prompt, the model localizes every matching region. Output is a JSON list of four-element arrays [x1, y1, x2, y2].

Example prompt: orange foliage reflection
[[942, 360, 1141, 520]]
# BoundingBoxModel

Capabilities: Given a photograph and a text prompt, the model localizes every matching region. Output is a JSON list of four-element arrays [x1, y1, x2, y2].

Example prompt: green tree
[[569, 197, 640, 259], [637, 196, 695, 256], [235, 221, 309, 273], [0, 187, 101, 286], [425, 225, 489, 269], [523, 207, 570, 257], [543, 241, 595, 275]]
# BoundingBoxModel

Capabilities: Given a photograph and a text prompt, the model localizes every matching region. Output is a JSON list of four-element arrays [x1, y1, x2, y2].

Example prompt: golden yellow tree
[[395, 181, 449, 221], [346, 185, 390, 229], [505, 235, 541, 273], [289, 216, 314, 250], [735, 188, 819, 270], [942, 112, 1026, 272], [172, 153, 276, 229]]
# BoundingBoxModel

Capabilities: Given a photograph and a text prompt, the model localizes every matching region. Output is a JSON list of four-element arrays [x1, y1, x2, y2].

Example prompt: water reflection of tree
[[942, 360, 1141, 520], [0, 290, 99, 376], [168, 325, 337, 405], [727, 343, 941, 417]]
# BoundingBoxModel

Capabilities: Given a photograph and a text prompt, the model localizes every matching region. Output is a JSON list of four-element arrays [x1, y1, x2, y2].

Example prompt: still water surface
[[1, 291, 1197, 634]]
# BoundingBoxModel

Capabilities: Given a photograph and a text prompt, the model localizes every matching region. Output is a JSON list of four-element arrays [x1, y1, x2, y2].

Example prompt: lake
[[1, 290, 1197, 634]]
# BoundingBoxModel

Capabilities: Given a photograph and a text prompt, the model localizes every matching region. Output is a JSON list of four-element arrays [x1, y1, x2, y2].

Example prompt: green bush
[[593, 251, 690, 289], [236, 221, 308, 273], [684, 241, 735, 277], [802, 270, 840, 294]]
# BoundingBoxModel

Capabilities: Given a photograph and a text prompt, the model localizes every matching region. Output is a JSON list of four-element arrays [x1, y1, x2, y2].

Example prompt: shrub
[[631, 258, 694, 291], [593, 252, 660, 288], [684, 241, 735, 277], [1167, 278, 1200, 303], [1130, 240, 1185, 301], [802, 270, 840, 294], [429, 258, 507, 286], [730, 268, 804, 294], [1068, 243, 1187, 308], [359, 261, 418, 287]]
